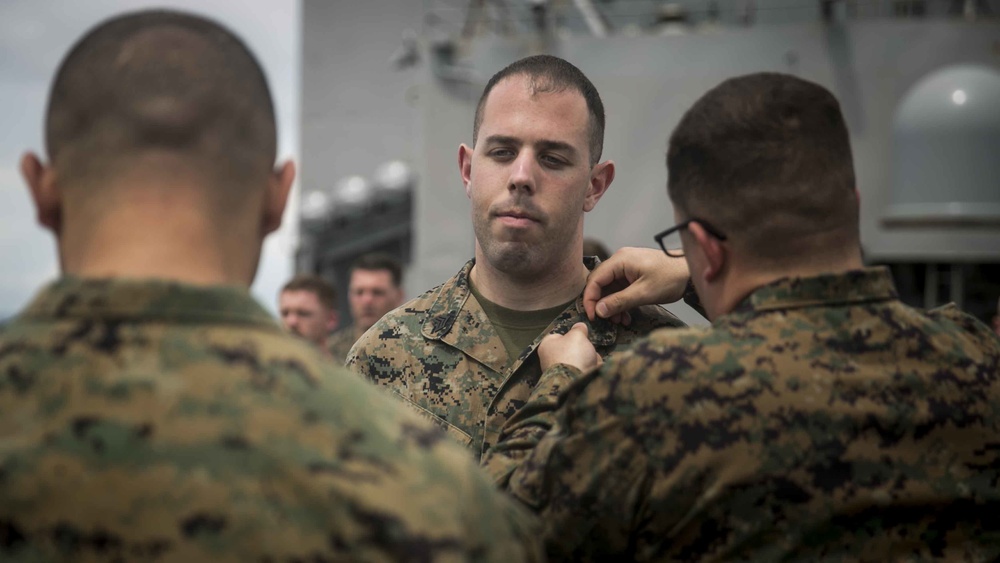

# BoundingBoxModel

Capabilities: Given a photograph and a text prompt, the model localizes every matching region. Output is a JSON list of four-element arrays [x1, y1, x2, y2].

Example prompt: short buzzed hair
[[350, 253, 403, 288], [282, 274, 337, 310], [667, 73, 858, 262], [45, 10, 276, 189], [473, 55, 605, 166]]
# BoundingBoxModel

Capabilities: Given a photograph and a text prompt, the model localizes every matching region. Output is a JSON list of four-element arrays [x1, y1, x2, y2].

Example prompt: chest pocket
[[391, 391, 474, 449]]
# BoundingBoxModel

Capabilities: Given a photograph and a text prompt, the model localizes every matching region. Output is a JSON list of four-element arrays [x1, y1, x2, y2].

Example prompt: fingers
[[564, 323, 603, 368], [595, 286, 643, 321], [582, 280, 601, 321], [538, 322, 600, 372], [567, 321, 589, 337], [583, 260, 626, 321], [585, 247, 691, 323], [583, 249, 640, 321], [547, 321, 590, 348]]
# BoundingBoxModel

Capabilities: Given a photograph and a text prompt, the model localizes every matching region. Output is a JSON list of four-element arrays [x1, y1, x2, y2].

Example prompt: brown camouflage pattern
[[484, 267, 1000, 561], [0, 277, 542, 562], [346, 258, 686, 460], [327, 326, 358, 365]]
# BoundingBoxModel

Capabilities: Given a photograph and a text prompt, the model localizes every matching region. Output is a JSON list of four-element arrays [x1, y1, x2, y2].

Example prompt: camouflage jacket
[[483, 267, 1000, 561], [347, 258, 685, 460], [327, 325, 358, 365], [0, 277, 541, 563]]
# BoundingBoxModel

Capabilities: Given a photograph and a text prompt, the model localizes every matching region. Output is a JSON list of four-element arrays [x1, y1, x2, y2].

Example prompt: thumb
[[595, 288, 641, 319], [568, 321, 590, 337]]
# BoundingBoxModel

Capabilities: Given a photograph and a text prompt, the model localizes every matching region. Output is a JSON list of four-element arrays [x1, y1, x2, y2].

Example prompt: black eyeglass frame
[[653, 218, 728, 258]]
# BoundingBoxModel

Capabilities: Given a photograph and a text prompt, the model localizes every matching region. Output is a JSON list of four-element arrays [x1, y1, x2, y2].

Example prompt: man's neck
[[60, 208, 257, 287], [470, 251, 589, 311]]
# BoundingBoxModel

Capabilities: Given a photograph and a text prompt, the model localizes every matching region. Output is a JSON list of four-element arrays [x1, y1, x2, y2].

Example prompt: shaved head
[[45, 10, 276, 192]]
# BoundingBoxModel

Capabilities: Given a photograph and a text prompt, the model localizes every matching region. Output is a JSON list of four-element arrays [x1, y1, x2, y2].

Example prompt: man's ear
[[326, 309, 339, 333], [263, 160, 296, 235], [688, 221, 726, 282], [21, 152, 62, 235], [458, 144, 473, 198], [583, 160, 615, 212]]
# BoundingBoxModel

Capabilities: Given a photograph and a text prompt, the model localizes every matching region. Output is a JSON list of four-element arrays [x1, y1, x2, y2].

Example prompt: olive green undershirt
[[469, 280, 577, 364]]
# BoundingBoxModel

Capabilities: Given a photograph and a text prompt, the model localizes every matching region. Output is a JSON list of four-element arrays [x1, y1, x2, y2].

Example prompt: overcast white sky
[[0, 0, 301, 318]]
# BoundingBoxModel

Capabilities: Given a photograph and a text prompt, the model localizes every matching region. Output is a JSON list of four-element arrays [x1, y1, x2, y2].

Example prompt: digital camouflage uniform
[[483, 267, 1000, 561], [0, 277, 542, 563], [347, 258, 686, 460], [327, 326, 358, 365]]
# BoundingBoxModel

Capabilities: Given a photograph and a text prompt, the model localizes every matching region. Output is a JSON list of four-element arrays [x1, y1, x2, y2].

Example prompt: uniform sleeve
[[458, 460, 547, 563], [482, 359, 651, 559], [482, 363, 584, 482]]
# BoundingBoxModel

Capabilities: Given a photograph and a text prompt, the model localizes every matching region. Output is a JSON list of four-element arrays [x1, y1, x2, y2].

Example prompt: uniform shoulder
[[369, 280, 448, 331], [350, 290, 438, 349], [602, 321, 715, 378], [365, 263, 473, 340], [624, 321, 714, 357], [608, 304, 688, 351], [630, 303, 688, 330], [345, 281, 451, 371], [403, 282, 445, 311], [601, 305, 687, 350], [925, 303, 1000, 356]]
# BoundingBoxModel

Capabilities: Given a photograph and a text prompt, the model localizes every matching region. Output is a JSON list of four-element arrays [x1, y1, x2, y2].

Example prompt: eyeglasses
[[653, 218, 728, 257]]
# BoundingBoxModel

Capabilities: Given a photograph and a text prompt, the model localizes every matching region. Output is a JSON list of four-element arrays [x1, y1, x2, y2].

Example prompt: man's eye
[[541, 154, 566, 167], [489, 148, 514, 159]]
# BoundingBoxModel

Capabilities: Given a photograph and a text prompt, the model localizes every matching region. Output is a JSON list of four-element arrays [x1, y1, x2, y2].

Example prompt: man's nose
[[507, 151, 537, 194]]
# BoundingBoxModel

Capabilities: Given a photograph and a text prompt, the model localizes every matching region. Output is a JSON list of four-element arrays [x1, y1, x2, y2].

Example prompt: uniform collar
[[421, 259, 616, 369], [422, 259, 611, 335], [732, 267, 898, 315], [18, 276, 278, 328], [422, 260, 477, 339]]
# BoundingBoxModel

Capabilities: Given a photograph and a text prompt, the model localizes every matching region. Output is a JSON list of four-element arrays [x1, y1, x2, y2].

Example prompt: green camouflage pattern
[[346, 258, 686, 460], [327, 326, 358, 365], [483, 267, 1000, 561], [0, 277, 541, 562]]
